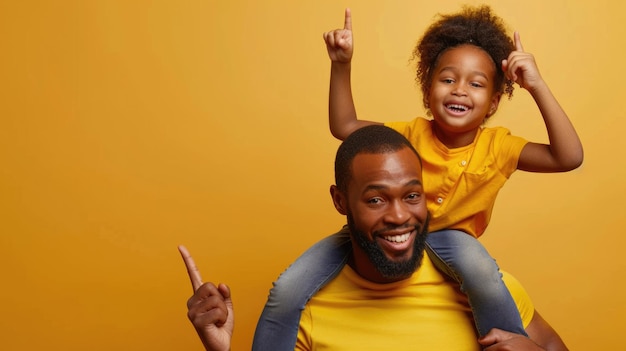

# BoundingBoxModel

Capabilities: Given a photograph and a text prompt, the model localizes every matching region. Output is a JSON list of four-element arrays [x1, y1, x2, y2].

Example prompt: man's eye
[[406, 193, 421, 201], [368, 198, 382, 204]]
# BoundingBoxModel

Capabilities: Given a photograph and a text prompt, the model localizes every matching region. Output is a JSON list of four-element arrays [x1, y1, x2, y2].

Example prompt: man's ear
[[330, 185, 348, 215]]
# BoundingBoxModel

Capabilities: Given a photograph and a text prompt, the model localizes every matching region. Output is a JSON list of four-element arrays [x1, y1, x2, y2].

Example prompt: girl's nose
[[451, 82, 467, 96]]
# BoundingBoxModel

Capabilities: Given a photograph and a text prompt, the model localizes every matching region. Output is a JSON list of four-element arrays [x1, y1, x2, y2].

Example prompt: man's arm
[[477, 311, 568, 351], [525, 311, 569, 351], [498, 271, 569, 351]]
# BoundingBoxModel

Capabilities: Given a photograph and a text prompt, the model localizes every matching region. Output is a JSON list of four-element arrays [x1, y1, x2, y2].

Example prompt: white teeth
[[384, 233, 410, 243], [446, 104, 468, 111]]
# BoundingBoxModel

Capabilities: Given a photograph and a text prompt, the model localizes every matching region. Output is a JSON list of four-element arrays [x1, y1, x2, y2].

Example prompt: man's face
[[331, 147, 429, 283]]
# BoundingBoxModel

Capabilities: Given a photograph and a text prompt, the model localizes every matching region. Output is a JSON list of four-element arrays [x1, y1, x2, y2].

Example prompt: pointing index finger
[[344, 8, 352, 30], [178, 245, 203, 292], [514, 31, 524, 52]]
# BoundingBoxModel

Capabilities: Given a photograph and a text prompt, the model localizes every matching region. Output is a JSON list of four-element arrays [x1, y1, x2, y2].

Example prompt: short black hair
[[334, 125, 422, 192]]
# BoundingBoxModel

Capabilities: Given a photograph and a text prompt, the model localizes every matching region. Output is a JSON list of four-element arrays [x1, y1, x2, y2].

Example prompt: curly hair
[[412, 5, 515, 110]]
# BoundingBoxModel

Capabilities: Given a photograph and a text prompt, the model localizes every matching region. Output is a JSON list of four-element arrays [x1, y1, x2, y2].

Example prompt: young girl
[[253, 5, 583, 350]]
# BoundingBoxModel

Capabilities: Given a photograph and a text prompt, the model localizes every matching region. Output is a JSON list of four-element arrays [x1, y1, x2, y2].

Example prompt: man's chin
[[347, 212, 430, 279], [381, 244, 416, 265]]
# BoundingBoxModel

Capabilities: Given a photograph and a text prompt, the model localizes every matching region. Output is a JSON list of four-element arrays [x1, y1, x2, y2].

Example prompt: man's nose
[[383, 200, 411, 224]]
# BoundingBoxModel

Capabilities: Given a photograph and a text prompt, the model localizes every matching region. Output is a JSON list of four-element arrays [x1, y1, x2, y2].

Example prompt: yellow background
[[1, 0, 624, 349]]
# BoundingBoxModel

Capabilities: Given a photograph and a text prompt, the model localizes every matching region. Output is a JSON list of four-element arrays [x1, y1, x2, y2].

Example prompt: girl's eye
[[442, 78, 454, 84], [470, 82, 483, 88]]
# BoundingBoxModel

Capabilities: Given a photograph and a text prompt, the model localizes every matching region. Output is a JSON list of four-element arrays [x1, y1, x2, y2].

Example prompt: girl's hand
[[479, 328, 547, 351], [323, 8, 353, 63], [502, 32, 544, 91]]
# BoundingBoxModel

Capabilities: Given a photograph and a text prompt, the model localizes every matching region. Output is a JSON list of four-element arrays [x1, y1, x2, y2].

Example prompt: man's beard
[[347, 212, 430, 280]]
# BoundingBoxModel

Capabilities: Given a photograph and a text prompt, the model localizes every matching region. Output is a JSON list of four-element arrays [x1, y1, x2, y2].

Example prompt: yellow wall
[[1, 1, 624, 349]]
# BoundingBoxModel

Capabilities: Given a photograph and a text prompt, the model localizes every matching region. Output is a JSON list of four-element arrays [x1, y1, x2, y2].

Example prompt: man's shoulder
[[501, 270, 536, 327]]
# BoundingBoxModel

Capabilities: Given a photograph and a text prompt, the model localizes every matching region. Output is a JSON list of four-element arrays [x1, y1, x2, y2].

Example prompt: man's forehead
[[350, 148, 422, 184]]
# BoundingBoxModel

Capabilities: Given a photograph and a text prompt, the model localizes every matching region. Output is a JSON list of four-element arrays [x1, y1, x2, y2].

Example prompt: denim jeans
[[425, 229, 527, 337], [252, 227, 351, 351], [252, 227, 526, 351]]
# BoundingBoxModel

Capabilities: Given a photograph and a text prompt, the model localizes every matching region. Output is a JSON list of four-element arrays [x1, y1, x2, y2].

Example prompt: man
[[180, 126, 568, 350]]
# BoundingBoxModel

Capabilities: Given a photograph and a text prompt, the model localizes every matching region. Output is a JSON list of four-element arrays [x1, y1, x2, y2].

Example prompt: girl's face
[[427, 44, 501, 148]]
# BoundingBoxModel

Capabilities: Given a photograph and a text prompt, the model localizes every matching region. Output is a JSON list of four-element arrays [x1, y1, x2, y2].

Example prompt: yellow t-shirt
[[295, 255, 534, 351], [386, 117, 528, 237]]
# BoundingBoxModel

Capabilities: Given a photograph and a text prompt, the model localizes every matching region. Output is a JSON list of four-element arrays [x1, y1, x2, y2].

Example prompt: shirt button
[[460, 160, 467, 166], [437, 197, 443, 204]]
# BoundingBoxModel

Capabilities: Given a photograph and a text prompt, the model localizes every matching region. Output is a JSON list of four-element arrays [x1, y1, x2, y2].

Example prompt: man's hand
[[179, 245, 234, 351], [323, 8, 353, 63], [479, 328, 546, 351]]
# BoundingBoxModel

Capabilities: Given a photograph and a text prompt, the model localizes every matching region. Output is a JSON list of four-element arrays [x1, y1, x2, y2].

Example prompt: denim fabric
[[252, 227, 351, 351], [252, 227, 527, 350], [425, 229, 528, 337]]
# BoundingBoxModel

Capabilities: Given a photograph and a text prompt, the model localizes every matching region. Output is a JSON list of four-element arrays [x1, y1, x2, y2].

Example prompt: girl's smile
[[428, 44, 501, 149]]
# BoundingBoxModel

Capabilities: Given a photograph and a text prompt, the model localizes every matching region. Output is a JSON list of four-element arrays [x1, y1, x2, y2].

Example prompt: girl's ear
[[487, 92, 502, 117], [330, 185, 348, 215]]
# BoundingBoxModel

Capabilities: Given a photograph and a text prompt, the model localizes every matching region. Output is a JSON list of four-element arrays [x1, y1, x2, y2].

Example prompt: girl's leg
[[425, 229, 528, 337], [252, 226, 351, 351]]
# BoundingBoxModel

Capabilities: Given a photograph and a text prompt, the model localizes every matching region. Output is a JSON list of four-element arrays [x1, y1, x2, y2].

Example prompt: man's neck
[[347, 247, 415, 284]]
